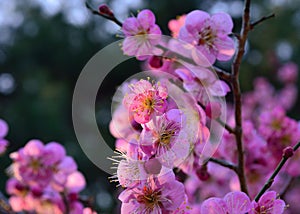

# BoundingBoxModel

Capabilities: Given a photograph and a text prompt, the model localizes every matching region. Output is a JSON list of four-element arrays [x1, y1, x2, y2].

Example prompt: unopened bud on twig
[[99, 4, 114, 17], [283, 146, 294, 159]]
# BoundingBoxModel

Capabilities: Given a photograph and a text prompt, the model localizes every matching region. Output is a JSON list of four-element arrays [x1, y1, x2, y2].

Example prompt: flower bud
[[283, 146, 294, 158], [196, 166, 210, 181], [149, 56, 163, 69], [99, 4, 114, 17], [31, 187, 43, 197], [68, 192, 78, 202]]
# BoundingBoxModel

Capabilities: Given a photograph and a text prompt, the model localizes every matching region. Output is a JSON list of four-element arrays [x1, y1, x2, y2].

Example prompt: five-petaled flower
[[179, 10, 235, 64], [123, 79, 168, 124], [122, 9, 162, 59]]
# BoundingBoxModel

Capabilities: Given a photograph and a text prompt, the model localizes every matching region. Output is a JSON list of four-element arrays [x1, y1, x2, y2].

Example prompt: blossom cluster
[[107, 7, 300, 214], [0, 118, 9, 154], [6, 140, 94, 214]]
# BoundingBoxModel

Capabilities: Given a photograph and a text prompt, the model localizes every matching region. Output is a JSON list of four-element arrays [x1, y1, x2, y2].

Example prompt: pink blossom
[[175, 66, 230, 104], [123, 79, 168, 124], [0, 139, 8, 154], [179, 10, 235, 64], [140, 109, 190, 168], [0, 118, 9, 154], [258, 107, 300, 161], [115, 141, 148, 188], [83, 207, 98, 214], [122, 9, 162, 58], [10, 140, 54, 188], [276, 84, 298, 110], [250, 191, 286, 214], [277, 62, 298, 84], [168, 15, 186, 38], [119, 173, 185, 214], [0, 118, 8, 138], [6, 140, 91, 214], [201, 191, 252, 214]]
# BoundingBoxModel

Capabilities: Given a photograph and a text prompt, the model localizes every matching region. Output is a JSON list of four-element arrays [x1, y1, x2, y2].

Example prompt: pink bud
[[68, 192, 78, 202], [205, 102, 221, 119], [15, 183, 26, 192], [283, 146, 294, 158], [196, 166, 210, 181], [99, 4, 114, 17], [31, 187, 43, 197], [149, 56, 163, 69], [144, 158, 162, 175]]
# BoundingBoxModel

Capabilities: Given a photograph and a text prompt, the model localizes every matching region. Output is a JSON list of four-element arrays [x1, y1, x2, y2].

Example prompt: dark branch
[[250, 13, 275, 30], [213, 66, 231, 82], [208, 157, 238, 172], [216, 118, 236, 134], [229, 0, 252, 196]]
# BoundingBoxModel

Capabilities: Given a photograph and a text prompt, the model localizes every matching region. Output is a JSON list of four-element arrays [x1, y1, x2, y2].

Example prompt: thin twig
[[230, 0, 252, 196], [250, 13, 275, 30], [216, 118, 236, 134], [85, 2, 123, 27], [254, 142, 300, 202], [213, 66, 231, 82], [208, 157, 237, 172]]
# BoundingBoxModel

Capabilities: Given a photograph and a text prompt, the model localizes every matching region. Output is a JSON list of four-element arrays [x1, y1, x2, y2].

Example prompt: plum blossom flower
[[175, 66, 230, 104], [277, 62, 298, 84], [123, 79, 168, 124], [9, 140, 55, 188], [200, 191, 252, 214], [258, 107, 300, 161], [0, 118, 9, 154], [122, 9, 162, 58], [6, 140, 93, 214], [250, 191, 286, 214], [179, 10, 235, 64], [168, 15, 186, 38], [119, 172, 185, 214], [140, 109, 190, 168], [112, 140, 148, 188]]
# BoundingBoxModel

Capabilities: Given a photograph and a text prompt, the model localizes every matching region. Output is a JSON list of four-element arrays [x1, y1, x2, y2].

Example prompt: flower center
[[144, 97, 154, 109], [159, 130, 175, 145], [30, 159, 41, 171], [158, 121, 180, 146], [198, 26, 215, 48], [271, 120, 281, 130], [137, 186, 161, 209]]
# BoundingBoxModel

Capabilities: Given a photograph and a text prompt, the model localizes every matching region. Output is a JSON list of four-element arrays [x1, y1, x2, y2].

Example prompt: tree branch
[[250, 13, 275, 30], [208, 157, 237, 172], [216, 118, 236, 134], [230, 0, 252, 196], [254, 142, 300, 202], [213, 66, 231, 82]]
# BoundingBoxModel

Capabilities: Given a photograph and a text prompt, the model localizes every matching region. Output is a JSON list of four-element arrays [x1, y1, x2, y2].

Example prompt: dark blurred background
[[0, 0, 299, 213]]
